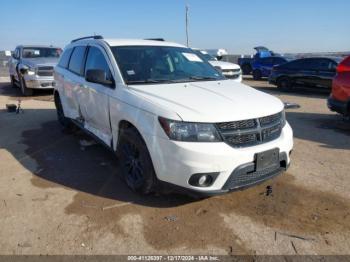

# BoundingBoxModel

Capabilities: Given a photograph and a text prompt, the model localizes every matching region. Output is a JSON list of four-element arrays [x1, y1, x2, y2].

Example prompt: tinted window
[[273, 57, 287, 64], [22, 47, 62, 58], [300, 59, 316, 70], [284, 59, 311, 70], [58, 48, 73, 68], [314, 59, 334, 71], [68, 46, 86, 75], [85, 46, 112, 80]]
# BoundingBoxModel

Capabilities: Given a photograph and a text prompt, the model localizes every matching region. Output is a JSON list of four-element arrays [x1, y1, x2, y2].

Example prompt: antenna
[[185, 5, 190, 47]]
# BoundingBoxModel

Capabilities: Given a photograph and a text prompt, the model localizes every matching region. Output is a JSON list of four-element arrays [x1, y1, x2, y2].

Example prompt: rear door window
[[314, 59, 334, 71], [68, 46, 87, 75], [58, 48, 73, 69]]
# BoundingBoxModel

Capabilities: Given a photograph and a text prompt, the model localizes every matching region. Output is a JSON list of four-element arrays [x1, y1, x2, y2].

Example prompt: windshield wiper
[[188, 76, 219, 81], [127, 79, 182, 85]]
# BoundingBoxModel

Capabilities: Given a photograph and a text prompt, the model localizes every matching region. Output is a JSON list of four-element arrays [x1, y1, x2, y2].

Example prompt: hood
[[209, 60, 240, 70], [21, 57, 59, 68], [128, 80, 284, 123]]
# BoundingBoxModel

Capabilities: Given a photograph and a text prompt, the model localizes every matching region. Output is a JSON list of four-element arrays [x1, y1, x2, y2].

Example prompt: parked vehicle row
[[53, 36, 293, 196]]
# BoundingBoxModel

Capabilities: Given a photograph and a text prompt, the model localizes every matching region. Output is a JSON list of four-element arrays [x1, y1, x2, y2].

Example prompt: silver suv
[[9, 45, 62, 96]]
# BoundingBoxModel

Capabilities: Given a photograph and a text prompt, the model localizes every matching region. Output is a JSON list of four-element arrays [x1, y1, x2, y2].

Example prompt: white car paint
[[54, 38, 293, 194], [209, 60, 242, 82]]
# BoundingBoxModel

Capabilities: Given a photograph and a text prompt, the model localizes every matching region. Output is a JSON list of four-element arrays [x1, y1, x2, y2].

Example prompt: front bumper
[[327, 96, 348, 116], [23, 75, 55, 89], [145, 122, 293, 195]]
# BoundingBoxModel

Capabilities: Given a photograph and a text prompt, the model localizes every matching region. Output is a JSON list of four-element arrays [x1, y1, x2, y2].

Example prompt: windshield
[[111, 46, 225, 85], [22, 47, 62, 58]]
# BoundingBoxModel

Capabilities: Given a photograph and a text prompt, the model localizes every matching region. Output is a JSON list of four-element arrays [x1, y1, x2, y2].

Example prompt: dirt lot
[[0, 76, 349, 255]]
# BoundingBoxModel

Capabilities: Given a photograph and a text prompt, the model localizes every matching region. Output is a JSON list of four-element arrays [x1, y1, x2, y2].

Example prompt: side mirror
[[85, 69, 114, 86]]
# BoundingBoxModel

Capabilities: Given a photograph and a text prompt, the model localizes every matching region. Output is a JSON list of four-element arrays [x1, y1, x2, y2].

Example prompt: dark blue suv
[[252, 57, 288, 80]]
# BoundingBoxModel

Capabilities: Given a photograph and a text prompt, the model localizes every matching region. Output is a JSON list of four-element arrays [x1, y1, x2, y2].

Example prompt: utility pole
[[185, 5, 189, 47]]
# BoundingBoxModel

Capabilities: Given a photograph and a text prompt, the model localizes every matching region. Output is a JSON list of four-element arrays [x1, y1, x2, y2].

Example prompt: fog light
[[198, 175, 208, 186], [189, 172, 219, 187]]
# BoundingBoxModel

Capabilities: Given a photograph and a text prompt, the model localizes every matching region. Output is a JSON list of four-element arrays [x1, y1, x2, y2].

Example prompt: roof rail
[[71, 35, 103, 43], [145, 38, 165, 41]]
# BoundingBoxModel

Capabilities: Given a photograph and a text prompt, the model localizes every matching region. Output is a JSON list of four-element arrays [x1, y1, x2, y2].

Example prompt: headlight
[[27, 68, 36, 75], [158, 117, 222, 142], [22, 65, 36, 75]]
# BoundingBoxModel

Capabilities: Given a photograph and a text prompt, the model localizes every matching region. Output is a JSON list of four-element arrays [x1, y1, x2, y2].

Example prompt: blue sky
[[0, 0, 348, 54]]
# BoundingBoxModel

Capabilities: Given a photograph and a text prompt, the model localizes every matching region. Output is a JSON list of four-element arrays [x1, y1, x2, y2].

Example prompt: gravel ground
[[0, 77, 349, 255]]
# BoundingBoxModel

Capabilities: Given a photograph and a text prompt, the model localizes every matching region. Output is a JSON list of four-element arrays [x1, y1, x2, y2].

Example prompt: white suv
[[54, 36, 293, 195]]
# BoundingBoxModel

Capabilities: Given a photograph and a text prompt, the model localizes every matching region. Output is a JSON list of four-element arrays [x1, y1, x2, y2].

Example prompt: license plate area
[[255, 148, 280, 171]]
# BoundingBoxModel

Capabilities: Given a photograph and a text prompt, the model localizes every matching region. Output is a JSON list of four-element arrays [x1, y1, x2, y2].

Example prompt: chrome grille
[[260, 112, 282, 126], [37, 66, 54, 77], [216, 112, 284, 148]]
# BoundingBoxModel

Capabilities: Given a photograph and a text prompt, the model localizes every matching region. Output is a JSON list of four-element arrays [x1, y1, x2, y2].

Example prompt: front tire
[[277, 77, 292, 92], [19, 76, 33, 96], [54, 93, 73, 130], [117, 127, 157, 194]]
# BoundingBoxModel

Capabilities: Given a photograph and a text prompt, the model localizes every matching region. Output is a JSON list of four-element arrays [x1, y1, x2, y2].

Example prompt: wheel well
[[119, 120, 135, 131], [118, 120, 144, 140], [117, 120, 147, 150]]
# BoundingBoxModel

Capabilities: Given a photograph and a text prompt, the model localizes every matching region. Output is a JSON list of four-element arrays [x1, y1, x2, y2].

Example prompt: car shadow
[[243, 77, 330, 99], [2, 111, 193, 208], [286, 111, 350, 150], [0, 82, 53, 101]]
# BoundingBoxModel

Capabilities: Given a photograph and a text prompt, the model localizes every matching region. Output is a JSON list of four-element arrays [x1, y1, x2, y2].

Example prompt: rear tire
[[117, 127, 157, 194], [277, 77, 292, 92], [19, 76, 33, 96], [253, 69, 262, 80], [10, 75, 17, 88]]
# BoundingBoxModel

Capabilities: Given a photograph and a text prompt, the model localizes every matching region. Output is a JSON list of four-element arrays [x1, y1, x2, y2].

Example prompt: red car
[[328, 56, 350, 116]]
